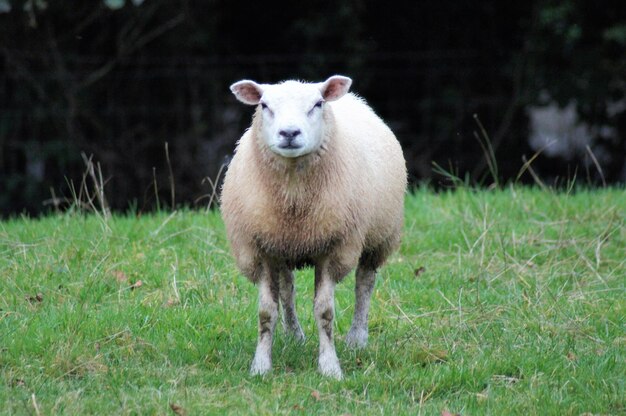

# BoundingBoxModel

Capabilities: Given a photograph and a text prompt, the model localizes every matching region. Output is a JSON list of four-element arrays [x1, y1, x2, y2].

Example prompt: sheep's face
[[230, 76, 352, 158]]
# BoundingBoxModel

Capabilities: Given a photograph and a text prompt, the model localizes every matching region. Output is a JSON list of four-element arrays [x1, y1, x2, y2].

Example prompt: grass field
[[1, 187, 625, 415]]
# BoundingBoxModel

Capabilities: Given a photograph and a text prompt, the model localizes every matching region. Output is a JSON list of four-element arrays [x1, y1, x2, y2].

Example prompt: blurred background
[[1, 0, 624, 216]]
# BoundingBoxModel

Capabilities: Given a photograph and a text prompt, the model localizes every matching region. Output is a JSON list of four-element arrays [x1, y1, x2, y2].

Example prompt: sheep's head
[[230, 75, 352, 158]]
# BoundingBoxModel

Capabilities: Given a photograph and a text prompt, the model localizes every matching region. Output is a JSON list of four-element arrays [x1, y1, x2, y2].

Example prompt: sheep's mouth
[[278, 142, 303, 150], [270, 142, 308, 158]]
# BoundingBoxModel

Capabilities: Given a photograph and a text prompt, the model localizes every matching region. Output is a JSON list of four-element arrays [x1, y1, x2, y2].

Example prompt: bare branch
[[76, 12, 186, 91], [1, 48, 50, 102]]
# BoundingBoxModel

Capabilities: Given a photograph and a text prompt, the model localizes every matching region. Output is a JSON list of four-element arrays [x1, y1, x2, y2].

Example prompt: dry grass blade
[[81, 152, 111, 219], [31, 393, 41, 416], [520, 154, 549, 191], [585, 145, 606, 187], [153, 166, 160, 212], [196, 161, 227, 211], [472, 114, 499, 188], [165, 141, 176, 209]]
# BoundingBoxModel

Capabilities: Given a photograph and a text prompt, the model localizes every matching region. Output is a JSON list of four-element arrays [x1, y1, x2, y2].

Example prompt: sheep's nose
[[279, 129, 301, 140]]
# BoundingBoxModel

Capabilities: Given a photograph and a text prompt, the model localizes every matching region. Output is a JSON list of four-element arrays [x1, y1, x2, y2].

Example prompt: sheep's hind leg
[[279, 269, 305, 342], [346, 265, 376, 349], [314, 265, 343, 379], [250, 267, 279, 376]]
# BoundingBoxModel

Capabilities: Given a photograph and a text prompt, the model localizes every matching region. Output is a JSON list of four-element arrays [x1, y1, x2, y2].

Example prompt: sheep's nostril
[[279, 129, 301, 140]]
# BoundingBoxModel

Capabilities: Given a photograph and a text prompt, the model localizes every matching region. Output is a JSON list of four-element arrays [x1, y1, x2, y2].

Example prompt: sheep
[[221, 75, 407, 379]]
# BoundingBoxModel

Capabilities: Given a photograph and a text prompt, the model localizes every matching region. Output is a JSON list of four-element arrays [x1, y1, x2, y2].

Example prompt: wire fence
[[0, 50, 596, 215]]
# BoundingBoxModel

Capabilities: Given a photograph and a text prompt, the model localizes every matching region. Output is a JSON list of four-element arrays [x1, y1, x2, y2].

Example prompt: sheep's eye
[[308, 100, 323, 116], [260, 102, 268, 110]]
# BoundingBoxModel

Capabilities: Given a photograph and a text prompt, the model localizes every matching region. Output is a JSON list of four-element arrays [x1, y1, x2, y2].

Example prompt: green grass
[[1, 187, 625, 415]]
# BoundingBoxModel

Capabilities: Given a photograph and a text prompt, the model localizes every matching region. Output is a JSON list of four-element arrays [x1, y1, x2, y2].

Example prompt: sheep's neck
[[262, 152, 331, 207], [253, 107, 338, 210]]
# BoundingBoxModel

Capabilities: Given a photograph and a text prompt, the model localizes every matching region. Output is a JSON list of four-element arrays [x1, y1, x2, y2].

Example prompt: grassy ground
[[1, 187, 624, 415]]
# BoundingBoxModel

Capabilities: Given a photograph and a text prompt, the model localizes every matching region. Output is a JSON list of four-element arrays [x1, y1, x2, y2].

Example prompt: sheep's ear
[[319, 75, 352, 101], [230, 80, 263, 105]]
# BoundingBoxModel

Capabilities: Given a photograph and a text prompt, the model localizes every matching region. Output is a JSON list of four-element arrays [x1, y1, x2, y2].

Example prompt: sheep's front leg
[[250, 266, 279, 376], [346, 266, 376, 349], [314, 266, 342, 379], [279, 269, 305, 342]]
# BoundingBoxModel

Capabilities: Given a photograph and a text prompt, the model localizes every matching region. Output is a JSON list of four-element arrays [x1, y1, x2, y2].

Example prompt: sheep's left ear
[[230, 80, 264, 105], [319, 75, 352, 101]]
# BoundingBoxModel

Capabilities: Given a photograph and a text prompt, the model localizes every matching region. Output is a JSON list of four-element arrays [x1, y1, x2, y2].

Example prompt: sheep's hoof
[[250, 354, 272, 376], [345, 327, 368, 349], [318, 352, 343, 380], [283, 319, 306, 343], [289, 326, 306, 343]]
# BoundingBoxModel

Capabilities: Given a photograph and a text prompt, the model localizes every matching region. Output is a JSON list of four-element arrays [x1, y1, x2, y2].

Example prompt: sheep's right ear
[[230, 80, 263, 105]]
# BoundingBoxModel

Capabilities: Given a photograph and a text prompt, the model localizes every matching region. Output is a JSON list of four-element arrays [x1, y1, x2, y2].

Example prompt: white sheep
[[221, 75, 407, 379]]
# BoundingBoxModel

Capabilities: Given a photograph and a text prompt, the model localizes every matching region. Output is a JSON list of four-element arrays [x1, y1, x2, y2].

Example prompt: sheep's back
[[329, 94, 407, 249]]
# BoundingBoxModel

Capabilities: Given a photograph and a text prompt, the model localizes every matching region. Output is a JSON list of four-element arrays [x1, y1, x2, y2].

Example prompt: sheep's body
[[221, 76, 406, 379], [222, 93, 405, 275]]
